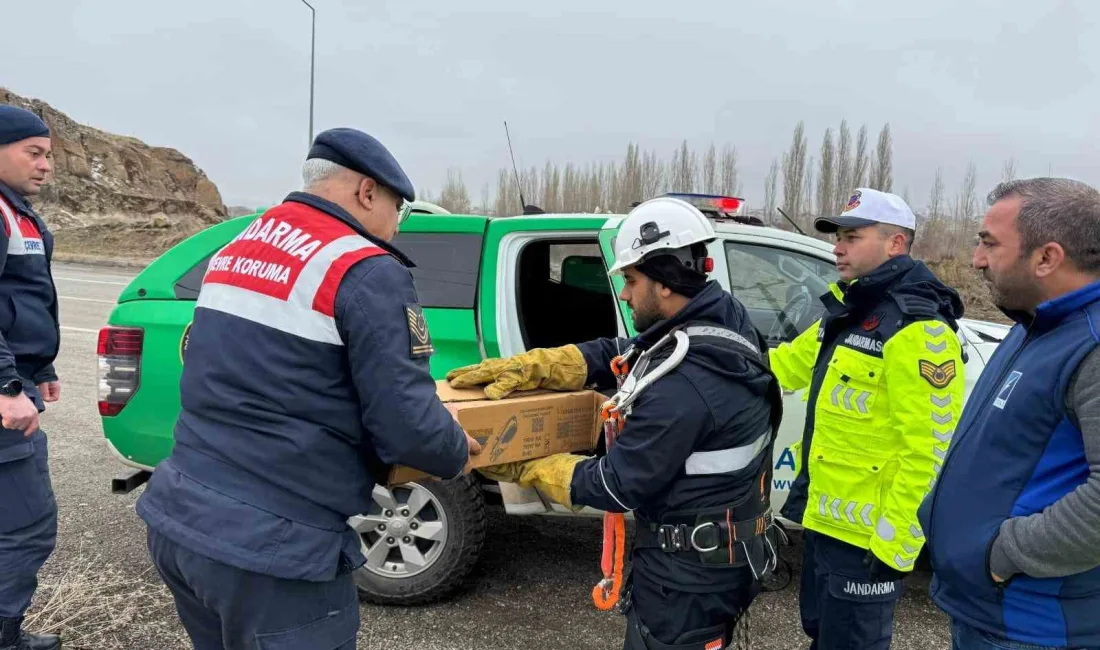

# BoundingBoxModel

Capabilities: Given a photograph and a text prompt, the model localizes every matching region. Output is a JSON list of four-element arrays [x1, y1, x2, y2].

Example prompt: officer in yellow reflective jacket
[[771, 188, 966, 650]]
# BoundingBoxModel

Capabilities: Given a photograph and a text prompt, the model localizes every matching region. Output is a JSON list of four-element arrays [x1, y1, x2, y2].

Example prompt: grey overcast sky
[[4, 0, 1098, 210]]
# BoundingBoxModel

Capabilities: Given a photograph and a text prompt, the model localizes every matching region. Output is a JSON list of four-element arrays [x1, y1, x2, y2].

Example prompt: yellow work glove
[[445, 345, 588, 400], [478, 453, 587, 508]]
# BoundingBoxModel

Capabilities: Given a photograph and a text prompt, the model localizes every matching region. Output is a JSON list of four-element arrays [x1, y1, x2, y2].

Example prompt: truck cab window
[[725, 242, 838, 346], [393, 232, 484, 309]]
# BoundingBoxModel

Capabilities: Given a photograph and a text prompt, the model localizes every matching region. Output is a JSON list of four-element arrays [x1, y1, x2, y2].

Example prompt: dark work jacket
[[0, 182, 59, 425], [136, 193, 469, 582], [571, 281, 779, 592]]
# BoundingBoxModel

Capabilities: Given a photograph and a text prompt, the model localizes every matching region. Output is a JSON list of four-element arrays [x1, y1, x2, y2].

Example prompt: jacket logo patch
[[862, 312, 883, 332], [993, 370, 1022, 410], [919, 359, 956, 388], [406, 303, 434, 358], [843, 333, 883, 353]]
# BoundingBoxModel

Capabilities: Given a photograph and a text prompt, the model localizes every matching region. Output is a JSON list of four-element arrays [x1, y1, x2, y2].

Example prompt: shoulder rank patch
[[406, 303, 434, 359], [918, 359, 956, 389]]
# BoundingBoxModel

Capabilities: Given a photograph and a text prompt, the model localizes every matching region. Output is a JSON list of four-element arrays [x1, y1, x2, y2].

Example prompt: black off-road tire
[[354, 475, 487, 606]]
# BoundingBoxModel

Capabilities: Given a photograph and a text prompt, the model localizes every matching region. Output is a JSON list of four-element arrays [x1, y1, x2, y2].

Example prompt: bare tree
[[954, 161, 978, 220], [902, 185, 912, 208], [670, 140, 696, 192], [619, 143, 643, 209], [560, 164, 578, 213], [701, 144, 718, 193], [541, 162, 562, 212], [1001, 158, 1017, 183], [494, 169, 514, 216], [479, 182, 490, 214], [928, 167, 945, 219], [720, 144, 739, 196], [586, 164, 602, 211], [641, 149, 664, 201], [764, 159, 779, 225], [781, 121, 809, 224], [834, 120, 853, 213], [817, 128, 836, 219], [853, 124, 870, 189], [522, 166, 540, 210], [765, 159, 783, 225], [869, 123, 893, 192], [438, 168, 471, 214], [602, 162, 619, 211], [804, 157, 815, 224]]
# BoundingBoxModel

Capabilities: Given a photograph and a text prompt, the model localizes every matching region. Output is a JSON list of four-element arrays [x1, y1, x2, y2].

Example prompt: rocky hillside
[[1, 88, 227, 261]]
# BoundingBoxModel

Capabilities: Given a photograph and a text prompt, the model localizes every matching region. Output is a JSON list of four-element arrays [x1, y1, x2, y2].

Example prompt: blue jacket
[[918, 280, 1100, 648], [136, 193, 469, 582], [0, 183, 58, 419], [571, 281, 781, 591]]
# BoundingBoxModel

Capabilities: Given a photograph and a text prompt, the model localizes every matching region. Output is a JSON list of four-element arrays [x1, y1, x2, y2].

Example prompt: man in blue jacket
[[449, 197, 784, 650], [136, 128, 477, 649], [0, 105, 62, 650], [918, 178, 1100, 650]]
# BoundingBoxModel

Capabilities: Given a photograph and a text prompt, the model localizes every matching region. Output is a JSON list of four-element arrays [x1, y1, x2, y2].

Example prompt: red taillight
[[704, 258, 715, 273], [97, 327, 143, 356], [97, 326, 143, 417]]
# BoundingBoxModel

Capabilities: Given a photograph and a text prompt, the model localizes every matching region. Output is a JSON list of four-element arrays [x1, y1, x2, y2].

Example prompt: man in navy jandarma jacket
[[918, 177, 1100, 650]]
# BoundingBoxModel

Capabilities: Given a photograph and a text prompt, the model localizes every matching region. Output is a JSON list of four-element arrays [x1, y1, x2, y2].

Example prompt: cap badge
[[845, 190, 862, 212]]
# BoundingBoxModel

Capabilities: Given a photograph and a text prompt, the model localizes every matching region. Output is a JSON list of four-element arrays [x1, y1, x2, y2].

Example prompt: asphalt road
[[35, 261, 954, 649]]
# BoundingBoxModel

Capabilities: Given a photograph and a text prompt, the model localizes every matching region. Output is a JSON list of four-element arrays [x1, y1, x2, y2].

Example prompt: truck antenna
[[775, 207, 807, 235], [503, 121, 527, 212]]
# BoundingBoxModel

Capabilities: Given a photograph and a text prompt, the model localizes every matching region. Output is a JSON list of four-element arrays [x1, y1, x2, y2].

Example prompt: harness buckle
[[657, 524, 691, 552], [690, 522, 722, 553]]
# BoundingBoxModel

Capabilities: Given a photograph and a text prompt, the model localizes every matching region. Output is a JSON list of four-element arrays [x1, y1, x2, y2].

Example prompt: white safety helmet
[[608, 197, 716, 275]]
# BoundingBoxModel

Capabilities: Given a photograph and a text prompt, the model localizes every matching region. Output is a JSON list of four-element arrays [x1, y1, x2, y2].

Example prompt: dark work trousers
[[146, 528, 359, 650], [800, 530, 904, 650], [623, 568, 758, 650], [0, 429, 58, 620]]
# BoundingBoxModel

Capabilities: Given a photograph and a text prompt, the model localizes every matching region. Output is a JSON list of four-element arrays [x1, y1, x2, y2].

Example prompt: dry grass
[[23, 550, 179, 650], [923, 258, 1005, 323], [51, 220, 206, 265]]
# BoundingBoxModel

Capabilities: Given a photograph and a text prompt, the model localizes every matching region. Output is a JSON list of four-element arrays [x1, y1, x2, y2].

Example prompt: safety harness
[[591, 324, 786, 612]]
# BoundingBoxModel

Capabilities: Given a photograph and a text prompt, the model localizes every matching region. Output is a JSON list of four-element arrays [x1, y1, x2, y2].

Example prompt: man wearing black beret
[[137, 127, 479, 648], [0, 105, 63, 650]]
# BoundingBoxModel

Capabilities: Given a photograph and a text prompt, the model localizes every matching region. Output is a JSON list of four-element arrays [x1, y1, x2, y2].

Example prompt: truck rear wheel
[[349, 475, 486, 606]]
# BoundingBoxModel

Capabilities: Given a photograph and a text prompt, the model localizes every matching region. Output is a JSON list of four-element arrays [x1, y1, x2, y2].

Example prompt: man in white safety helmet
[[450, 197, 785, 650]]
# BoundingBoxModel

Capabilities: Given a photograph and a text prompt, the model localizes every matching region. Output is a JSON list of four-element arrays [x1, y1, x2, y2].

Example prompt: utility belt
[[634, 503, 782, 579]]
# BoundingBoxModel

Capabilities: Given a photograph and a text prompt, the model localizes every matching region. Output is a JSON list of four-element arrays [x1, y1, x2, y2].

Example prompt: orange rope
[[592, 357, 630, 611]]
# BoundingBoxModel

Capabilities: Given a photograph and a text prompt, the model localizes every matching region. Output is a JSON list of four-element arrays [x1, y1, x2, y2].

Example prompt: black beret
[[0, 105, 50, 146], [307, 127, 415, 202]]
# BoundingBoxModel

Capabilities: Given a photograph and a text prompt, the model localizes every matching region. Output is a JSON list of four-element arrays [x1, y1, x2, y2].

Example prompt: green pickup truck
[[98, 195, 1007, 604]]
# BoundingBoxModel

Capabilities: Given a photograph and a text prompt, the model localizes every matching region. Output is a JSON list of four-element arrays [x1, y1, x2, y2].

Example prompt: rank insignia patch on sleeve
[[406, 303, 434, 359], [918, 359, 956, 388]]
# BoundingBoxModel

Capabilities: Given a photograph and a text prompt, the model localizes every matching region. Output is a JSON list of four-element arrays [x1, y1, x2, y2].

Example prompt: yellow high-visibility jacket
[[771, 262, 966, 572]]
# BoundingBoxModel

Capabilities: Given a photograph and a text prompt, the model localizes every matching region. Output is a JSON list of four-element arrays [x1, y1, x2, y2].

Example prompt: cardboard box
[[387, 381, 606, 485]]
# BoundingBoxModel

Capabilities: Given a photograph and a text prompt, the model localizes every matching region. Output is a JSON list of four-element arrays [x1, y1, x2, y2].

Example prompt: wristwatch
[[0, 378, 23, 397]]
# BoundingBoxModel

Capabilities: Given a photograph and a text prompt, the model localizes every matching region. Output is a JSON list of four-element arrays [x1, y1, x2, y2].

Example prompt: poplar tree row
[[425, 123, 1020, 259]]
